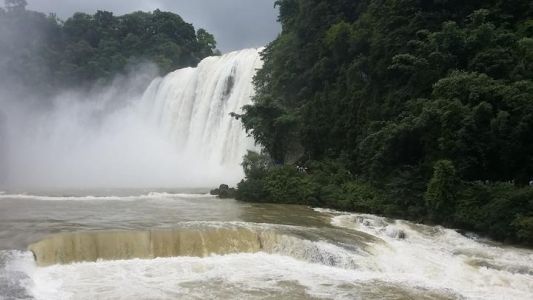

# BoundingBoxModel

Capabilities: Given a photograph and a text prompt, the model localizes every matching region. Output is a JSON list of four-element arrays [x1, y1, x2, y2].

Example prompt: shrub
[[425, 160, 458, 223]]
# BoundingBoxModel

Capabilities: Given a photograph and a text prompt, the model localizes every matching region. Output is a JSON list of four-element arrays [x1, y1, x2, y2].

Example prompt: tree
[[0, 7, 218, 90], [197, 28, 217, 57], [241, 151, 272, 179], [425, 160, 458, 223]]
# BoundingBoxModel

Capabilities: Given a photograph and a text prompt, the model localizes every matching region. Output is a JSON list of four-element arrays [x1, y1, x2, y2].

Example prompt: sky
[[27, 0, 281, 52]]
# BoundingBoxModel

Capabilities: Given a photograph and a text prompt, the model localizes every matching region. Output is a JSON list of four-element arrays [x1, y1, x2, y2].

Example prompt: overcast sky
[[27, 0, 281, 52]]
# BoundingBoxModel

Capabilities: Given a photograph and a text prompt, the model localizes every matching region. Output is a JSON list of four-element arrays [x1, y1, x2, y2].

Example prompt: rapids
[[0, 191, 532, 299], [1, 50, 532, 299]]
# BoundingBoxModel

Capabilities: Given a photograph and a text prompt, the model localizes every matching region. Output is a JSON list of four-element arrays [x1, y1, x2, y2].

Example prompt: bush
[[233, 155, 533, 246], [241, 151, 273, 179], [513, 216, 533, 245], [455, 182, 533, 243], [342, 181, 385, 214], [236, 178, 268, 202], [425, 160, 458, 223], [210, 184, 236, 199], [264, 166, 317, 204]]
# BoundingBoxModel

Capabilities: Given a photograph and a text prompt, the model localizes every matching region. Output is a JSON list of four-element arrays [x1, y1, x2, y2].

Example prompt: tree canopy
[[0, 1, 219, 92], [236, 0, 533, 245]]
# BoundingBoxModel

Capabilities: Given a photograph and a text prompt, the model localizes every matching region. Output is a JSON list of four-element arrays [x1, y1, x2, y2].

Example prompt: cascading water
[[0, 49, 261, 188], [1, 49, 532, 300], [1, 192, 533, 299], [141, 48, 261, 177]]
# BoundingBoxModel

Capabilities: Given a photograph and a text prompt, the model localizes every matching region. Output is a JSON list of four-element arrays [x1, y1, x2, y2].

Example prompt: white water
[[0, 192, 211, 201], [1, 49, 261, 189], [3, 251, 457, 300], [141, 49, 261, 170], [323, 210, 533, 300], [1, 195, 532, 299], [1, 47, 532, 298]]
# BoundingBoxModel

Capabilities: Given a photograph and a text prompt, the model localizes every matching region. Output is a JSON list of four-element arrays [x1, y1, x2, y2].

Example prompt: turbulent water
[[0, 191, 532, 300], [1, 50, 532, 299], [141, 49, 261, 170], [1, 49, 260, 189]]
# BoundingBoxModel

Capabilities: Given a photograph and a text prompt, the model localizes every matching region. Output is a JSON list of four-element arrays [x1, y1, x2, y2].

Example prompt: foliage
[[241, 151, 273, 180], [210, 184, 237, 199], [236, 155, 384, 212], [513, 216, 533, 245], [235, 151, 272, 202], [425, 160, 458, 223], [235, 0, 533, 245], [263, 166, 316, 204], [0, 2, 219, 92], [455, 183, 533, 243]]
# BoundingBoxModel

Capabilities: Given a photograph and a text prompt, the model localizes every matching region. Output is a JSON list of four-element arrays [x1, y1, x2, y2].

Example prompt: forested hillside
[[235, 0, 533, 244], [0, 0, 217, 93]]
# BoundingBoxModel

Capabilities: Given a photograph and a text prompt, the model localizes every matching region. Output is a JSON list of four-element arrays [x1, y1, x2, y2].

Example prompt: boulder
[[210, 184, 236, 199]]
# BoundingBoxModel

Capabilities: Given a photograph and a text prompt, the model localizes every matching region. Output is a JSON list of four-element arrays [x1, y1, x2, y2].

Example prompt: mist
[[0, 1, 266, 191], [0, 64, 244, 190]]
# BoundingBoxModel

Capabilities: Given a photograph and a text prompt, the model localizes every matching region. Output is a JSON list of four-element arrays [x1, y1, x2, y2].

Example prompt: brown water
[[0, 190, 532, 299]]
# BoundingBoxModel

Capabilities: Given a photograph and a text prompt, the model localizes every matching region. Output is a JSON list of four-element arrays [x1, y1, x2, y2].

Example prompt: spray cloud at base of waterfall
[[0, 49, 262, 189]]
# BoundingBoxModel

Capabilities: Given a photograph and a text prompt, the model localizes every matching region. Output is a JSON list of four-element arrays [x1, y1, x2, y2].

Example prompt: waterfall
[[141, 48, 262, 172], [28, 223, 373, 267], [1, 49, 262, 189]]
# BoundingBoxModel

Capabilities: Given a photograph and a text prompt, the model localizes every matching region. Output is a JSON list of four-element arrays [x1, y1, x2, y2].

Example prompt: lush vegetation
[[0, 0, 218, 93], [210, 184, 237, 199], [234, 0, 533, 245]]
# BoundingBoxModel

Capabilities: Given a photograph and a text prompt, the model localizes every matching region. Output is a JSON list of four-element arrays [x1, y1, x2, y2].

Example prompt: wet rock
[[210, 184, 237, 199], [385, 226, 407, 239], [398, 230, 406, 239]]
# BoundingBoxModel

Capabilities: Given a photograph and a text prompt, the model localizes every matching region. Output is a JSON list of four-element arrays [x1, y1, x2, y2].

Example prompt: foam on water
[[21, 253, 457, 300], [0, 192, 212, 201], [322, 209, 533, 300], [0, 251, 35, 300], [2, 210, 533, 299]]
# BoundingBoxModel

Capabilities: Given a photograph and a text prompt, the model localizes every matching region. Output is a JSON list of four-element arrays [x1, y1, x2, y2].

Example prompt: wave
[[0, 192, 213, 201], [3, 250, 456, 300], [27, 222, 375, 269], [318, 208, 533, 300]]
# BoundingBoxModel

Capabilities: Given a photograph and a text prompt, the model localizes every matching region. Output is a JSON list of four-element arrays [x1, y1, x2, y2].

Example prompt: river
[[0, 190, 531, 299]]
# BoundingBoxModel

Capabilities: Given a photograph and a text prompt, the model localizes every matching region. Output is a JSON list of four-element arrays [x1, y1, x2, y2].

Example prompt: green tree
[[235, 0, 533, 245], [0, 7, 218, 91], [425, 160, 458, 223], [197, 28, 217, 57]]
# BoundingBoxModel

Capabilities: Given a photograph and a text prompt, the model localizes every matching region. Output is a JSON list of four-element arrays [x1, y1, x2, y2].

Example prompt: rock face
[[385, 226, 407, 240], [210, 184, 237, 199], [398, 230, 407, 239]]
